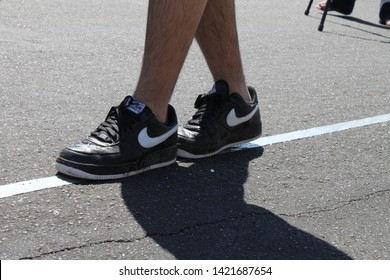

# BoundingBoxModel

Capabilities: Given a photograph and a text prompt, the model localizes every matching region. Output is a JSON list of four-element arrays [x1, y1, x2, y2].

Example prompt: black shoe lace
[[90, 106, 138, 143], [90, 106, 121, 143], [187, 93, 227, 126]]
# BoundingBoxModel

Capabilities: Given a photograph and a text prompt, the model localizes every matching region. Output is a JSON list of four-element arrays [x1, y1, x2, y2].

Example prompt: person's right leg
[[56, 0, 207, 179]]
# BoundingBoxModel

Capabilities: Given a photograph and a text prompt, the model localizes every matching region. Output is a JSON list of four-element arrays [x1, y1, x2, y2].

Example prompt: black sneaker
[[177, 80, 262, 159], [56, 96, 178, 180]]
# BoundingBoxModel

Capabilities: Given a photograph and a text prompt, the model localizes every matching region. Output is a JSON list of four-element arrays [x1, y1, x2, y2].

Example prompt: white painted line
[[251, 113, 390, 147], [1, 113, 389, 199], [0, 176, 79, 199]]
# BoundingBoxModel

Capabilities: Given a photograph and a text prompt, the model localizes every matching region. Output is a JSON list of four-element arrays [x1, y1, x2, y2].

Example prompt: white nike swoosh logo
[[138, 125, 178, 149], [226, 105, 259, 127]]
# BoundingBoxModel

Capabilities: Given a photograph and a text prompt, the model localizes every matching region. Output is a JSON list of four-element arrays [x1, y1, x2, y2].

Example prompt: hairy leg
[[195, 0, 251, 101], [134, 0, 207, 122]]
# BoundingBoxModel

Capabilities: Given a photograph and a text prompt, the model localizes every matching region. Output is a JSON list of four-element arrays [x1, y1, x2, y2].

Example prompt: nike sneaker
[[56, 96, 178, 180], [177, 80, 262, 159]]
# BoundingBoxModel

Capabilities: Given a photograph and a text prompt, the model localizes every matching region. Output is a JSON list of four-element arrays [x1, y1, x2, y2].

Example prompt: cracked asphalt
[[1, 0, 389, 259]]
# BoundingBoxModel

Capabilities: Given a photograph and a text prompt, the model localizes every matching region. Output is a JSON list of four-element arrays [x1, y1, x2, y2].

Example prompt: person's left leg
[[195, 0, 250, 101], [380, 0, 390, 26], [315, 0, 356, 15], [134, 0, 208, 122], [177, 0, 262, 159]]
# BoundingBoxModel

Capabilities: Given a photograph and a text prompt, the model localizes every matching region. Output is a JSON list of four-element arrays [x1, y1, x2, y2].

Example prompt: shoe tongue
[[207, 80, 229, 96], [123, 96, 146, 115]]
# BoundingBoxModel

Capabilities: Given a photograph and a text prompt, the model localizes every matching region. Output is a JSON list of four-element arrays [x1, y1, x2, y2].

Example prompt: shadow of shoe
[[120, 147, 352, 259]]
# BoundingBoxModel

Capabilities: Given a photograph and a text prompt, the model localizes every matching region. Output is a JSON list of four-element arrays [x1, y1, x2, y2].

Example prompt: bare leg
[[195, 0, 251, 101], [133, 0, 207, 122], [315, 0, 327, 10]]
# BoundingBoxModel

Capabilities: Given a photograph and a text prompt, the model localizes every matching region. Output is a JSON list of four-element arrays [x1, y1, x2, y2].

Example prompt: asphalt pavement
[[0, 0, 389, 259]]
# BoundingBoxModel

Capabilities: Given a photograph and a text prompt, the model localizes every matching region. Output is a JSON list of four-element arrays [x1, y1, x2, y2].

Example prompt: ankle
[[152, 108, 169, 124], [229, 84, 252, 102], [143, 101, 168, 123], [133, 89, 170, 123]]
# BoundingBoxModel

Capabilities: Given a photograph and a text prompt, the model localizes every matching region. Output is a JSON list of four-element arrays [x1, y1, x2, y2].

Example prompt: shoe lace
[[188, 93, 227, 126], [90, 106, 137, 143], [90, 107, 120, 143]]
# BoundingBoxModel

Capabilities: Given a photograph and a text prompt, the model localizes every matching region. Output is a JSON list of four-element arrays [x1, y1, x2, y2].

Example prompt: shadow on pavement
[[334, 15, 390, 30], [306, 14, 390, 43], [121, 147, 352, 259]]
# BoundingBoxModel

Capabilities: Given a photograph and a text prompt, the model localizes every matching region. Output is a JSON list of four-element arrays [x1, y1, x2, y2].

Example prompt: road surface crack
[[279, 189, 390, 217], [20, 189, 389, 259]]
